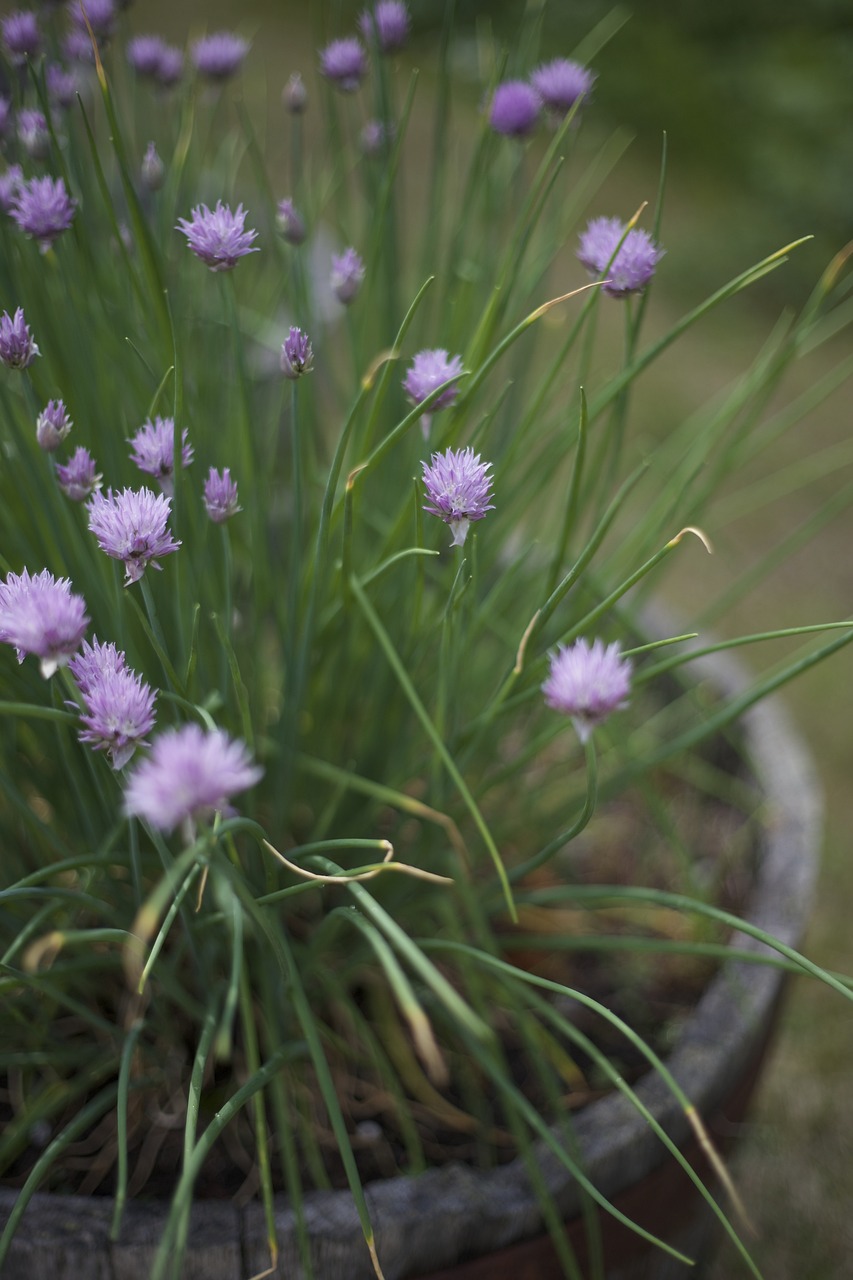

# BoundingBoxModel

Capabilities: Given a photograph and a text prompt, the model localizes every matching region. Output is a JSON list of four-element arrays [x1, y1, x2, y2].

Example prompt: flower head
[[127, 34, 170, 77], [280, 326, 314, 379], [17, 110, 49, 161], [176, 201, 259, 272], [359, 2, 410, 53], [74, 660, 157, 770], [155, 44, 184, 88], [0, 165, 23, 213], [36, 399, 73, 452], [360, 118, 394, 155], [577, 216, 664, 297], [124, 723, 263, 834], [68, 636, 127, 694], [190, 32, 250, 81], [276, 197, 306, 245], [0, 308, 39, 369], [489, 81, 540, 137], [62, 28, 96, 64], [330, 247, 365, 305], [403, 348, 464, 412], [10, 175, 77, 253], [319, 38, 367, 92], [87, 487, 181, 584], [203, 468, 241, 523], [542, 638, 631, 742], [67, 0, 115, 40], [283, 72, 307, 113], [0, 568, 89, 677], [46, 63, 79, 108], [2, 10, 40, 63], [128, 417, 193, 495], [530, 58, 596, 117], [422, 446, 494, 547], [56, 446, 102, 501]]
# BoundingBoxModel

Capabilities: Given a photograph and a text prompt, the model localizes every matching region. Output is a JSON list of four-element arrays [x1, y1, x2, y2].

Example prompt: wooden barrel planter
[[0, 649, 821, 1279]]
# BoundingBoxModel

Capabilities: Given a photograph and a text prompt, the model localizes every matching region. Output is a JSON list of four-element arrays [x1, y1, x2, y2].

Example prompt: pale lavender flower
[[360, 118, 394, 155], [203, 467, 241, 523], [68, 636, 127, 694], [190, 31, 250, 81], [63, 28, 96, 64], [57, 446, 101, 501], [319, 38, 367, 93], [176, 200, 259, 272], [330, 247, 365, 304], [67, 0, 115, 40], [276, 197, 305, 245], [17, 109, 49, 161], [155, 45, 184, 88], [123, 723, 263, 835], [489, 81, 540, 137], [87, 487, 181, 584], [11, 175, 77, 253], [141, 141, 164, 192], [0, 165, 23, 213], [0, 308, 39, 369], [0, 568, 89, 677], [76, 664, 157, 769], [530, 58, 596, 117], [128, 417, 193, 495], [126, 34, 169, 77], [403, 348, 464, 411], [280, 326, 313, 379], [577, 216, 664, 298], [36, 399, 72, 452], [47, 63, 79, 108], [2, 10, 40, 63], [422, 446, 494, 547], [359, 2, 410, 53], [283, 72, 307, 113], [542, 638, 631, 743]]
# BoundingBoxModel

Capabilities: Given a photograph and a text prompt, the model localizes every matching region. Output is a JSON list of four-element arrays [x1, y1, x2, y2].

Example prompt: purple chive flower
[[67, 0, 115, 40], [319, 38, 367, 92], [283, 72, 307, 113], [360, 118, 394, 155], [2, 10, 40, 63], [47, 63, 79, 108], [0, 568, 89, 678], [530, 58, 596, 117], [190, 32, 250, 81], [403, 348, 464, 412], [0, 308, 40, 369], [57, 446, 102, 501], [141, 141, 165, 192], [63, 28, 96, 64], [126, 34, 169, 77], [280, 326, 313, 379], [36, 399, 73, 452], [128, 417, 193, 495], [123, 723, 263, 835], [542, 638, 632, 743], [75, 663, 157, 769], [330, 247, 365, 304], [577, 216, 665, 298], [10, 175, 77, 253], [155, 44, 184, 88], [87, 487, 181, 585], [17, 109, 49, 161], [203, 467, 241, 523], [176, 201, 259, 272], [422, 446, 494, 548], [0, 165, 23, 213], [68, 636, 127, 693], [359, 2, 410, 53], [276, 197, 306, 245], [489, 80, 541, 137]]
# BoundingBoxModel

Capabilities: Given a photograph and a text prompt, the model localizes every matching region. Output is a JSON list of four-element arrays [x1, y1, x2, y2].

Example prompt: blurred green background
[[131, 1, 853, 1273]]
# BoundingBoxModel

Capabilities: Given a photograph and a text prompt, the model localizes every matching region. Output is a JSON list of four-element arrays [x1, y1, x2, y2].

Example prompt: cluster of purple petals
[[403, 348, 464, 411], [36, 399, 73, 452], [422, 446, 494, 548], [203, 468, 241, 523], [68, 0, 115, 40], [577, 216, 664, 297], [0, 307, 39, 369], [69, 639, 156, 769], [190, 31, 250, 81], [47, 63, 79, 108], [531, 58, 596, 115], [358, 2, 409, 53], [276, 197, 306, 245], [360, 118, 394, 155], [489, 56, 596, 137], [0, 568, 89, 677], [280, 326, 314, 379], [126, 34, 184, 87], [2, 10, 40, 62], [10, 175, 77, 252], [489, 81, 540, 137], [330, 247, 365, 304], [542, 638, 631, 742], [123, 723, 263, 834], [128, 417, 193, 494], [62, 28, 96, 64], [57, 446, 102, 501], [176, 201, 259, 271], [17, 109, 49, 160], [87, 487, 181, 584], [319, 38, 367, 92]]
